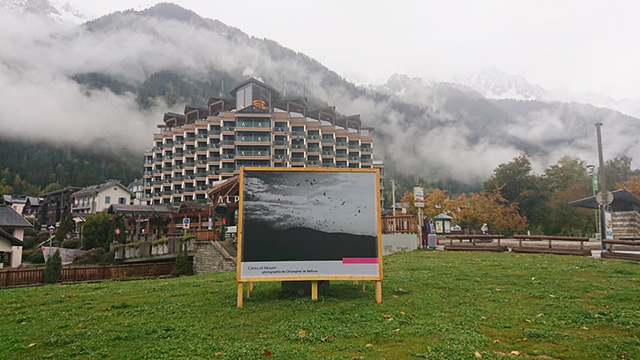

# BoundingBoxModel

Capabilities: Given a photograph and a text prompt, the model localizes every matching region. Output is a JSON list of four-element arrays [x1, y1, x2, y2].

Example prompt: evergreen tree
[[172, 243, 193, 276], [44, 249, 62, 284]]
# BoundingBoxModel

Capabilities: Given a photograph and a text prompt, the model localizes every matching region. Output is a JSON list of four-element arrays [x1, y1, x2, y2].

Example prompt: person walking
[[481, 223, 489, 235]]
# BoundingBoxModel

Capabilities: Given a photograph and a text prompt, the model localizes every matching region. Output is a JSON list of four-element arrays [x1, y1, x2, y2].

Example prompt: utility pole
[[595, 123, 607, 250], [586, 165, 600, 235], [391, 180, 396, 216]]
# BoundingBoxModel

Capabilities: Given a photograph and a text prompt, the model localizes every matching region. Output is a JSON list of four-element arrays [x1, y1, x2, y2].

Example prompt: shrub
[[72, 248, 114, 265], [152, 237, 169, 246], [43, 249, 62, 284], [28, 250, 45, 264], [181, 234, 195, 242], [172, 243, 192, 276], [61, 238, 80, 249], [126, 242, 141, 248]]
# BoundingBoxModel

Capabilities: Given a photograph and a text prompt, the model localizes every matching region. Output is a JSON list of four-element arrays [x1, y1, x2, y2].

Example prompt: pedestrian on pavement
[[481, 223, 489, 235]]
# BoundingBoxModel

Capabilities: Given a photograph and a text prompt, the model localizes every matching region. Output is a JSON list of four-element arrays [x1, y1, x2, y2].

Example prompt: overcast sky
[[64, 0, 639, 99]]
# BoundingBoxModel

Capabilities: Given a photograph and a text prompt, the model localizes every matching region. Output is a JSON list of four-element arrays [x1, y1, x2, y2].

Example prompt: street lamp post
[[391, 180, 396, 216]]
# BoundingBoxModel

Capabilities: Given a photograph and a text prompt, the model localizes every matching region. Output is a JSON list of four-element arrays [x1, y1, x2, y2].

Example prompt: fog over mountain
[[1, 1, 638, 185]]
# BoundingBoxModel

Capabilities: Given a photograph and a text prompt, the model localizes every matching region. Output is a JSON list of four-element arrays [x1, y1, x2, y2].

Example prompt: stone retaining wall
[[193, 241, 236, 275]]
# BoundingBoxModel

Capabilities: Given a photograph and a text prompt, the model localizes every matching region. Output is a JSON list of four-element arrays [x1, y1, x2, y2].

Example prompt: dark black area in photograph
[[242, 219, 377, 262]]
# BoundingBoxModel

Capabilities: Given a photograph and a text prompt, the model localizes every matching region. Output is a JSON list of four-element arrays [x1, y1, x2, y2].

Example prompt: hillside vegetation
[[1, 251, 638, 359]]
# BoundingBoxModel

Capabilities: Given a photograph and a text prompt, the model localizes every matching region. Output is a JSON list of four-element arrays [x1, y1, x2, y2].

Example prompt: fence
[[382, 215, 418, 234], [0, 262, 174, 288]]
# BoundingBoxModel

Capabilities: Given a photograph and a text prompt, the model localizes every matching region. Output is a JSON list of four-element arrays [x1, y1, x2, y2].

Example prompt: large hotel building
[[142, 78, 384, 205]]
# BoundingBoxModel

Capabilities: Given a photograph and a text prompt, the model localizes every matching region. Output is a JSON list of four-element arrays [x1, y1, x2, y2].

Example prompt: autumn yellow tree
[[422, 189, 460, 219], [618, 176, 640, 198], [456, 189, 527, 234], [400, 191, 416, 214]]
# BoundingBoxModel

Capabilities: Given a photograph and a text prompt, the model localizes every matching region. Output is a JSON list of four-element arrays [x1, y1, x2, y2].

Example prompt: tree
[[484, 155, 547, 229], [541, 156, 595, 236], [55, 215, 75, 243], [81, 211, 111, 250], [172, 243, 193, 276], [44, 249, 62, 284], [617, 176, 640, 198], [604, 156, 639, 190], [422, 189, 459, 219], [400, 191, 416, 214], [456, 189, 527, 235]]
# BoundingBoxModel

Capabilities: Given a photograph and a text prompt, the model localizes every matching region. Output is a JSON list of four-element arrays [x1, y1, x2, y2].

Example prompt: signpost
[[183, 218, 190, 233], [237, 167, 382, 307], [414, 187, 424, 248]]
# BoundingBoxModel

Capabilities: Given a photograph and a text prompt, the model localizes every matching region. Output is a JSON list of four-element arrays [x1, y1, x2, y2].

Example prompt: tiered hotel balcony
[[290, 157, 306, 165], [221, 140, 235, 148], [307, 147, 321, 154], [273, 140, 288, 148], [235, 135, 270, 145], [273, 126, 288, 134], [221, 153, 235, 161], [235, 150, 270, 159]]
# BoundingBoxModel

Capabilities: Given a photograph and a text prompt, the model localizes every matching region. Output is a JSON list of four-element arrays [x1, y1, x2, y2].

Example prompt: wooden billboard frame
[[236, 167, 383, 307]]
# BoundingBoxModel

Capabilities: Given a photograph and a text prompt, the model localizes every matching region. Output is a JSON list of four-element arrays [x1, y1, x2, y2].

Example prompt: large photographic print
[[239, 169, 381, 280]]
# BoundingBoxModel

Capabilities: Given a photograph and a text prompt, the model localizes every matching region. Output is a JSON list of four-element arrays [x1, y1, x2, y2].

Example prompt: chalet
[[0, 204, 32, 268], [39, 187, 82, 227], [71, 180, 132, 215]]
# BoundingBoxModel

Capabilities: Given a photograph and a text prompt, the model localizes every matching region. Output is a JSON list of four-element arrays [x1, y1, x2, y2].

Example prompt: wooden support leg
[[249, 281, 254, 291], [362, 281, 366, 293], [237, 282, 243, 308], [246, 281, 252, 299], [375, 281, 382, 304], [311, 281, 318, 301], [548, 239, 552, 249]]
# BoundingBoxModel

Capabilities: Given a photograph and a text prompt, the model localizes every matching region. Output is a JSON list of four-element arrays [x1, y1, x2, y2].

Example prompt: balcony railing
[[172, 176, 184, 182], [236, 136, 269, 142], [290, 158, 306, 164], [273, 154, 287, 160], [307, 148, 321, 153], [336, 142, 348, 147], [185, 137, 196, 142], [209, 130, 221, 136], [307, 134, 321, 140], [291, 131, 305, 137], [209, 170, 220, 176], [322, 151, 335, 156], [221, 126, 235, 132], [274, 127, 288, 133], [307, 160, 320, 166], [221, 167, 235, 173], [336, 153, 348, 159], [291, 144, 305, 150], [197, 133, 208, 139], [236, 121, 271, 128], [349, 145, 360, 149], [208, 143, 220, 149], [184, 187, 195, 193], [349, 156, 361, 161], [361, 158, 372, 163], [322, 163, 336, 168], [236, 150, 270, 157], [173, 165, 184, 170], [196, 147, 207, 152], [321, 138, 335, 144], [163, 143, 173, 149], [222, 154, 235, 160], [221, 140, 235, 146], [274, 140, 288, 146], [361, 147, 372, 152]]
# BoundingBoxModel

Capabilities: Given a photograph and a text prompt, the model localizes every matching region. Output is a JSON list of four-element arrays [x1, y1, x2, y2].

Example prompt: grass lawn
[[1, 251, 639, 359]]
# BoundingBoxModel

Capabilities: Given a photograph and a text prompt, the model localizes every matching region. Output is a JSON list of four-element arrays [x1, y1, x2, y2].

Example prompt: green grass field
[[1, 251, 639, 359]]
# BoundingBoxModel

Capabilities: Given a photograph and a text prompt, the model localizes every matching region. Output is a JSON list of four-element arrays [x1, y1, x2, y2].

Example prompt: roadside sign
[[604, 209, 614, 239], [183, 218, 191, 229], [596, 191, 614, 206], [414, 187, 424, 202], [415, 201, 424, 208]]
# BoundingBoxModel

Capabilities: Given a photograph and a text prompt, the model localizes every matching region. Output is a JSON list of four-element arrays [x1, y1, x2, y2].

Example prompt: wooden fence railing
[[382, 215, 418, 234], [0, 262, 174, 288]]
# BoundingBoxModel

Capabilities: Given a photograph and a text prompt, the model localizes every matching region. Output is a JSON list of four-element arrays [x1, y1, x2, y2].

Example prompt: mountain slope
[[1, 2, 639, 190]]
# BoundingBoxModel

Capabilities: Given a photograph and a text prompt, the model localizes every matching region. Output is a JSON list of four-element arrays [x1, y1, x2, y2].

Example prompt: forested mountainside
[[1, 2, 639, 196]]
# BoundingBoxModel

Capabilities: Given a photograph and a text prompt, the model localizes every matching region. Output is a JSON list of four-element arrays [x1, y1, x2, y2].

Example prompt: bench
[[511, 235, 591, 256], [443, 234, 507, 252], [601, 239, 640, 261]]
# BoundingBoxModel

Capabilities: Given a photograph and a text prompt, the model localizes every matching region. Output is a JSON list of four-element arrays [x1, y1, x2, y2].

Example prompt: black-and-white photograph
[[241, 170, 379, 264]]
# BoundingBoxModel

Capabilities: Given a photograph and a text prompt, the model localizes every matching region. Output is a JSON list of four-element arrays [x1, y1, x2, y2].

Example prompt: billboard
[[238, 168, 382, 281]]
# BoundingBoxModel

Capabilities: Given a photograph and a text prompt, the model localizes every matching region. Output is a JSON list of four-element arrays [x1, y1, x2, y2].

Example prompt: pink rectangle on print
[[342, 257, 379, 264]]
